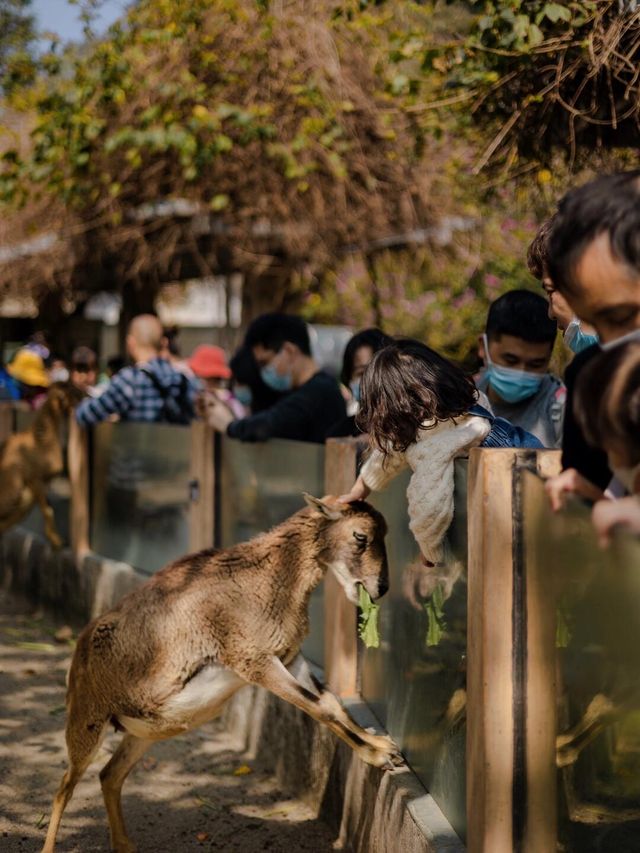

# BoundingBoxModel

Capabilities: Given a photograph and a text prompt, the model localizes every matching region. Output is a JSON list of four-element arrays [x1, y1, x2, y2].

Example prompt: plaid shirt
[[75, 357, 198, 427]]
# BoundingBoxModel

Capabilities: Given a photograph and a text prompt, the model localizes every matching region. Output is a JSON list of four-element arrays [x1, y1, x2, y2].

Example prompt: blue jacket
[[471, 404, 543, 449]]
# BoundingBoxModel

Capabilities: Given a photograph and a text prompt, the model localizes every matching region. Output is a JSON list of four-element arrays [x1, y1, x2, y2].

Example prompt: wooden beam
[[467, 449, 562, 853], [323, 437, 361, 697], [0, 403, 14, 443], [68, 416, 90, 559], [188, 420, 216, 552], [467, 448, 516, 853]]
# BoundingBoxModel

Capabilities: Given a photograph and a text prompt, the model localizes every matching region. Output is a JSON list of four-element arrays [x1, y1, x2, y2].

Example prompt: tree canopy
[[0, 0, 36, 92], [0, 0, 433, 317]]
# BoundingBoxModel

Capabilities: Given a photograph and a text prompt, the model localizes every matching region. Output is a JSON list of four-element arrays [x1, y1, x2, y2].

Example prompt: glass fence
[[90, 422, 191, 574], [364, 459, 468, 842], [524, 471, 640, 853], [217, 435, 326, 669]]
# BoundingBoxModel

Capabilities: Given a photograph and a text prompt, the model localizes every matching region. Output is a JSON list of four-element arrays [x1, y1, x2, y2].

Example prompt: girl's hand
[[338, 475, 371, 503], [545, 468, 605, 512], [592, 497, 640, 548]]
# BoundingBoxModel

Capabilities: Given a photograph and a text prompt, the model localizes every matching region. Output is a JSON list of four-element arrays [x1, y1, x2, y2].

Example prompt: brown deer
[[42, 494, 400, 853], [0, 383, 83, 549]]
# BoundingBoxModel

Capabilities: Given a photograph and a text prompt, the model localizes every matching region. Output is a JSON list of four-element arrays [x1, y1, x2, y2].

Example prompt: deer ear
[[303, 493, 345, 520]]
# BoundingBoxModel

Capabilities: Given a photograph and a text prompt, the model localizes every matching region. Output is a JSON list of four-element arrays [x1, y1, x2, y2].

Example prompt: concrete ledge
[[224, 686, 465, 853], [1, 526, 465, 853], [0, 527, 146, 622]]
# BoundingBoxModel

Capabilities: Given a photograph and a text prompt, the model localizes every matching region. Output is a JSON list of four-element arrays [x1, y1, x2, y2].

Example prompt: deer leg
[[254, 656, 402, 768], [556, 693, 619, 767], [100, 734, 154, 853], [33, 487, 63, 549], [286, 653, 391, 742], [42, 717, 109, 853]]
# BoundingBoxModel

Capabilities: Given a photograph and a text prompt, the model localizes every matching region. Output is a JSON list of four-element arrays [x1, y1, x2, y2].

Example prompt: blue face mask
[[483, 334, 544, 404], [563, 319, 599, 354], [234, 386, 252, 407], [261, 362, 293, 392], [349, 379, 361, 403]]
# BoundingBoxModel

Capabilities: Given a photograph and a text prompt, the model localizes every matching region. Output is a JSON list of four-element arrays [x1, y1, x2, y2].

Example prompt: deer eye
[[353, 531, 368, 547]]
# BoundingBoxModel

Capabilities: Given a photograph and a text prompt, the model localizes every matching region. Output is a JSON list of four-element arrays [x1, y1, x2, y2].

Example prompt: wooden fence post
[[466, 448, 561, 853], [324, 437, 361, 697], [0, 403, 14, 443], [68, 416, 90, 558], [188, 420, 216, 552]]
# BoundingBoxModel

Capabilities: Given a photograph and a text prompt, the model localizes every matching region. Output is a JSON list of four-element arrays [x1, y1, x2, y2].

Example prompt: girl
[[340, 339, 541, 567]]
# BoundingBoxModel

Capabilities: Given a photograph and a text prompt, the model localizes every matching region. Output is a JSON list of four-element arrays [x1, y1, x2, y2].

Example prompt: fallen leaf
[[141, 756, 157, 770], [14, 641, 57, 653], [233, 764, 253, 776], [196, 832, 209, 842], [195, 795, 218, 812]]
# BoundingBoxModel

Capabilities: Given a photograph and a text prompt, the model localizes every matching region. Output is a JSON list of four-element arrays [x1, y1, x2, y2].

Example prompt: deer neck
[[32, 404, 64, 471], [266, 515, 328, 611]]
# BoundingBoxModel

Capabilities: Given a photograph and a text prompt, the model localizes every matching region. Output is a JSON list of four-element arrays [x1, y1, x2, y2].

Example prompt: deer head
[[303, 494, 389, 605], [45, 382, 86, 418]]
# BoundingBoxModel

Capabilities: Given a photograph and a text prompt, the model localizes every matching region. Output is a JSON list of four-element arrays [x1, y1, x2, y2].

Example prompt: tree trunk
[[118, 275, 159, 352]]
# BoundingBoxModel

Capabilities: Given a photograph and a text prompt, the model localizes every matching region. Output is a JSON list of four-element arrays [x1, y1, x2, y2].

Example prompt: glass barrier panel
[[363, 459, 468, 841], [90, 422, 191, 574], [218, 436, 326, 669], [525, 471, 640, 852]]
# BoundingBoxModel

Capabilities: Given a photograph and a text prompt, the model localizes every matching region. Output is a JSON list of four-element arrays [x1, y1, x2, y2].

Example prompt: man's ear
[[303, 493, 345, 520], [477, 334, 486, 364]]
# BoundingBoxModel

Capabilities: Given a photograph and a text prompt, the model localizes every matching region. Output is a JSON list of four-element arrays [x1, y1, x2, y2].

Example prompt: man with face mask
[[476, 289, 565, 448], [545, 171, 640, 507], [204, 312, 346, 443]]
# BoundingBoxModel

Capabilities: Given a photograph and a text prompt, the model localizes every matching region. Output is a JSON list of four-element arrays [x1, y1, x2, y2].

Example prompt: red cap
[[188, 345, 232, 380]]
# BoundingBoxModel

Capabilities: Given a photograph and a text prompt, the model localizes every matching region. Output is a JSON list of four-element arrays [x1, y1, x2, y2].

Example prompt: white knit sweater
[[360, 414, 490, 563]]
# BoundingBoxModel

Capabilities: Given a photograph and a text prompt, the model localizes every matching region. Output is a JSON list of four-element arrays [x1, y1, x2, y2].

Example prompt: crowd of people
[[2, 170, 639, 558]]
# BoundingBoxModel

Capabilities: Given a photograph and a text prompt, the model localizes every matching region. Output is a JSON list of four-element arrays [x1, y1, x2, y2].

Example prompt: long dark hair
[[357, 339, 478, 454], [574, 341, 640, 465], [340, 327, 392, 386]]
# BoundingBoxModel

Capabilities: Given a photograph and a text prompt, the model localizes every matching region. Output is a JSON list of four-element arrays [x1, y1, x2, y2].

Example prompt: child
[[340, 339, 541, 567], [552, 340, 640, 545]]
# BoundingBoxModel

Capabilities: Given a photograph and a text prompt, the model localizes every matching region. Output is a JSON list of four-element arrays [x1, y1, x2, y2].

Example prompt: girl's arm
[[338, 475, 370, 503], [338, 447, 408, 503]]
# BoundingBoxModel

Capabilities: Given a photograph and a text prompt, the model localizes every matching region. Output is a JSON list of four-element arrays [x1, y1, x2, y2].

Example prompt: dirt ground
[[0, 590, 340, 853]]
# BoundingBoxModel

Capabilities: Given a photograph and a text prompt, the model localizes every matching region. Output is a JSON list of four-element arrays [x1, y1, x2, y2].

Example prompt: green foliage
[[426, 0, 640, 166], [0, 0, 431, 303], [0, 0, 36, 92]]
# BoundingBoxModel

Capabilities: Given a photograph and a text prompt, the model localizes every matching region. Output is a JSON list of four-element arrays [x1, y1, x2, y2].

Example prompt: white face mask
[[50, 367, 70, 383], [612, 461, 640, 494], [600, 328, 640, 352]]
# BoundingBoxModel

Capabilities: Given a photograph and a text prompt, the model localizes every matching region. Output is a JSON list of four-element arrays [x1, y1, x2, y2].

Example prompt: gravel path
[[0, 590, 339, 852]]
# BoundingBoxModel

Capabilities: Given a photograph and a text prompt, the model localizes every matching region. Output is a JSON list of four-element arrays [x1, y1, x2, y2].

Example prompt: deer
[[0, 383, 83, 549], [42, 494, 401, 853]]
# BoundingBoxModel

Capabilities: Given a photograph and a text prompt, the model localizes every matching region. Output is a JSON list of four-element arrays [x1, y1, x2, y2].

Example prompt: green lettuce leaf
[[358, 585, 380, 649]]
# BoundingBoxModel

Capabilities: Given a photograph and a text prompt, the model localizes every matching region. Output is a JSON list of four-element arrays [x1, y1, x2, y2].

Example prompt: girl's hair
[[574, 341, 640, 465], [357, 339, 478, 454], [340, 327, 393, 386]]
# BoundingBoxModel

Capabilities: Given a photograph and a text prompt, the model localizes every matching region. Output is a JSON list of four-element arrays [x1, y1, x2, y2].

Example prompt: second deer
[[0, 383, 83, 548]]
